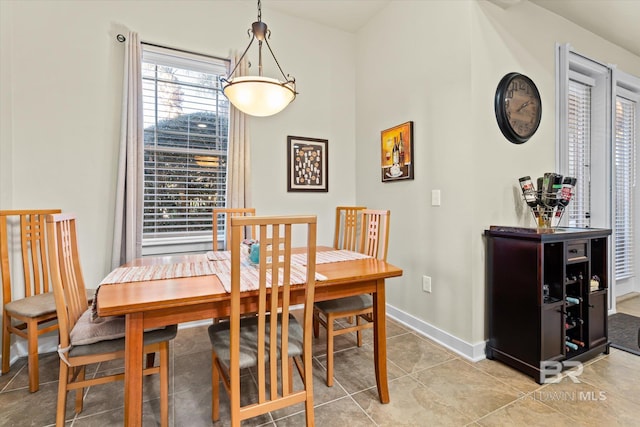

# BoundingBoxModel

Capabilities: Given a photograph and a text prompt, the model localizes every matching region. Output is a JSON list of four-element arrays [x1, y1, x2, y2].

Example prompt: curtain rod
[[116, 33, 230, 63]]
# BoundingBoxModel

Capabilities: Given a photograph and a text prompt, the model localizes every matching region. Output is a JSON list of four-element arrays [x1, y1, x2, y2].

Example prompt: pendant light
[[222, 0, 297, 117]]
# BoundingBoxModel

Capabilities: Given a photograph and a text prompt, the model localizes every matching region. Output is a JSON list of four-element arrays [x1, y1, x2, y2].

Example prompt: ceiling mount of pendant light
[[221, 0, 297, 117]]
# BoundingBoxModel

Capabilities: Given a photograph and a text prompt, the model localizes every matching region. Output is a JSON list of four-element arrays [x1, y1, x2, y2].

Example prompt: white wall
[[0, 0, 356, 282], [0, 0, 357, 364], [355, 0, 640, 354], [2, 0, 640, 366]]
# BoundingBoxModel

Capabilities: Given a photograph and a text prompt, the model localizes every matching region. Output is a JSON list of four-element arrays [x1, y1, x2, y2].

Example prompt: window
[[614, 78, 640, 279], [141, 45, 229, 247], [557, 44, 640, 297]]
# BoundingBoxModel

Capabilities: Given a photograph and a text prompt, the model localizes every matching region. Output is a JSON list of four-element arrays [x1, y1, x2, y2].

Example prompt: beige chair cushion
[[4, 292, 56, 318], [5, 290, 96, 319], [314, 294, 372, 313], [208, 314, 303, 369], [70, 309, 126, 345], [69, 323, 178, 358]]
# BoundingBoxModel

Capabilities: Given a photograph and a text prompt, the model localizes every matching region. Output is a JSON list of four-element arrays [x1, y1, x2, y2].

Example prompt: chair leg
[[356, 315, 363, 347], [211, 352, 220, 422], [326, 313, 334, 387], [159, 343, 169, 427], [312, 309, 319, 338], [288, 357, 294, 392], [26, 318, 39, 392], [56, 361, 69, 427], [2, 312, 10, 374], [303, 355, 315, 427], [75, 366, 85, 414]]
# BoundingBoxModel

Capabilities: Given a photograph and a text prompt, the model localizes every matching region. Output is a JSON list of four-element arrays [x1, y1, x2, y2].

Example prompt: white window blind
[[566, 79, 592, 228], [141, 45, 230, 241], [614, 95, 636, 279]]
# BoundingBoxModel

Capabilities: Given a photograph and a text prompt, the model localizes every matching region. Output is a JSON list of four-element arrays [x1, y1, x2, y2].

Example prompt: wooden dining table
[[96, 246, 403, 426]]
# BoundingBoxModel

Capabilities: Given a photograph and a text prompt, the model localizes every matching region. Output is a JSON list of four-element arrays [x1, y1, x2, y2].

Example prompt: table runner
[[99, 262, 217, 285], [206, 249, 371, 265], [93, 249, 370, 321]]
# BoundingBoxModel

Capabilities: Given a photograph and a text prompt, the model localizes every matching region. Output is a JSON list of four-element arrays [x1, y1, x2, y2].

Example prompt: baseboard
[[1, 307, 487, 373], [386, 304, 487, 362]]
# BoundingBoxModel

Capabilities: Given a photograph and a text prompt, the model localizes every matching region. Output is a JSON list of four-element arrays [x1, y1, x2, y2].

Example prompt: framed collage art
[[287, 136, 328, 192]]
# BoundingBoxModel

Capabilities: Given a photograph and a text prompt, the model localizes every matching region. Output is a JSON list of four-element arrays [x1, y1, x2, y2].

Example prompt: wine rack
[[485, 226, 611, 384]]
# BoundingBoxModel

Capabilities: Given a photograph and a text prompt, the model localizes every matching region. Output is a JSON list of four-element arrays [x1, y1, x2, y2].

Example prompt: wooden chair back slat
[[46, 213, 89, 350], [1, 210, 61, 303], [333, 206, 366, 252], [1, 209, 61, 392], [46, 213, 174, 426], [227, 215, 316, 424], [359, 209, 390, 261], [212, 208, 256, 251]]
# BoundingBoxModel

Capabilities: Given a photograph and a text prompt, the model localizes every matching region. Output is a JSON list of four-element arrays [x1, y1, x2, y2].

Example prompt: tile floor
[[1, 296, 639, 426]]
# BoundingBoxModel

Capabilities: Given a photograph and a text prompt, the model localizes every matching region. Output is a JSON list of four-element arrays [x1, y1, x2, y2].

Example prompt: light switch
[[431, 190, 441, 206]]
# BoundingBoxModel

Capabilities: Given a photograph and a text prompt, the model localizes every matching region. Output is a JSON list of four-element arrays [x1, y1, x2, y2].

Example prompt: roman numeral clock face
[[494, 73, 542, 144]]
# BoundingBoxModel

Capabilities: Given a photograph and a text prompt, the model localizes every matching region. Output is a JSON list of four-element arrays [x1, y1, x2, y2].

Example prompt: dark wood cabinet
[[485, 226, 611, 384]]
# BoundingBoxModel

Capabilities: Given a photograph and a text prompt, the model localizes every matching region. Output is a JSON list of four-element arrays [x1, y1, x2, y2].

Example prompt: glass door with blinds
[[557, 44, 640, 308], [566, 78, 593, 228]]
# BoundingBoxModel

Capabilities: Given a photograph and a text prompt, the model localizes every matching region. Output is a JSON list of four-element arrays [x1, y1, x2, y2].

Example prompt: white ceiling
[[266, 0, 640, 57]]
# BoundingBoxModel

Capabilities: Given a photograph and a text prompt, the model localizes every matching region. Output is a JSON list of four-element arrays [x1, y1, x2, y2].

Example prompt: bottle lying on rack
[[565, 316, 584, 329], [566, 296, 582, 305], [565, 272, 583, 284], [565, 338, 579, 351], [569, 337, 585, 347]]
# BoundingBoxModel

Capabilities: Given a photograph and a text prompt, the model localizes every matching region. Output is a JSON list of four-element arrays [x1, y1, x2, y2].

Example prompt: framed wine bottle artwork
[[381, 121, 414, 182], [287, 136, 328, 192]]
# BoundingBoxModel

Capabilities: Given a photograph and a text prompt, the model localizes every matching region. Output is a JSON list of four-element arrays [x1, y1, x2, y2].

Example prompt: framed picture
[[381, 121, 414, 182], [287, 136, 328, 192]]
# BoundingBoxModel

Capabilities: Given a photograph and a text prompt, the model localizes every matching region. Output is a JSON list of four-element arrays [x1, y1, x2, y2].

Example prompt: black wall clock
[[494, 72, 542, 144]]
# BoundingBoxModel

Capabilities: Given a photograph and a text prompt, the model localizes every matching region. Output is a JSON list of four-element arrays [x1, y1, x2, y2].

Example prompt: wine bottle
[[541, 173, 553, 206], [570, 338, 585, 347], [565, 320, 576, 329], [392, 136, 399, 165], [566, 296, 582, 305], [566, 315, 583, 326], [551, 174, 563, 205], [554, 177, 577, 218], [558, 177, 577, 207], [542, 173, 563, 207], [565, 339, 579, 351], [536, 177, 544, 203], [398, 132, 405, 166], [519, 176, 539, 208]]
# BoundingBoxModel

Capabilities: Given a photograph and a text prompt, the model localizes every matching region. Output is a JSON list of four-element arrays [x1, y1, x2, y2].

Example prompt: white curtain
[[227, 52, 252, 208], [111, 31, 143, 269]]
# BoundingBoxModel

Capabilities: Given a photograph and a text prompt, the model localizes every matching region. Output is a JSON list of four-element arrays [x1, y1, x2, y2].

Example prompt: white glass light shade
[[223, 76, 296, 117]]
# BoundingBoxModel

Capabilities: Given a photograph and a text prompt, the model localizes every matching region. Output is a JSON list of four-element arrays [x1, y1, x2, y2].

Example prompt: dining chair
[[333, 206, 367, 252], [208, 215, 317, 427], [1, 209, 61, 392], [212, 207, 256, 251], [45, 213, 177, 427], [313, 209, 390, 386], [332, 206, 367, 325]]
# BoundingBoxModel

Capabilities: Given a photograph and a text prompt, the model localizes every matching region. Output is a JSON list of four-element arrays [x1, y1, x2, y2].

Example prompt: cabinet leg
[[485, 346, 494, 359]]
